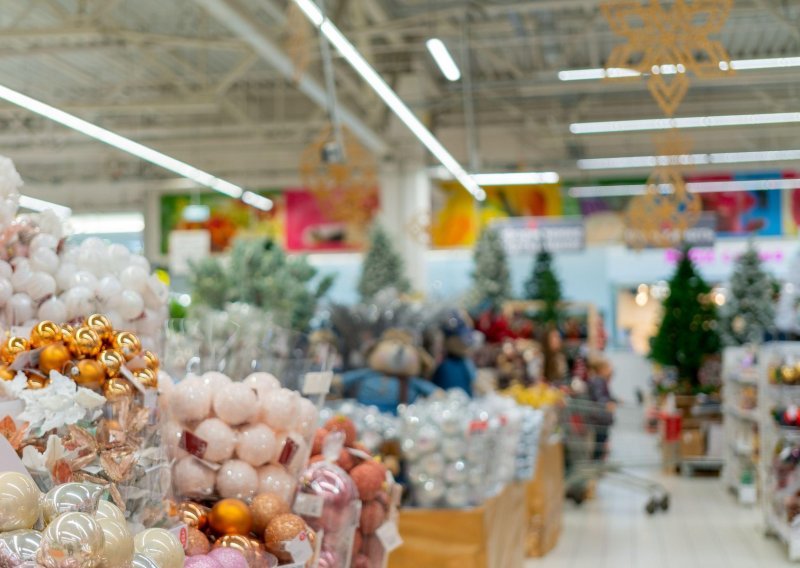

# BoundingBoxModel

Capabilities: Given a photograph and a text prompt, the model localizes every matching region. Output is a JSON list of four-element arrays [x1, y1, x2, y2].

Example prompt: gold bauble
[[177, 502, 210, 531], [86, 314, 113, 343], [30, 321, 63, 349], [782, 366, 796, 384], [0, 365, 14, 381], [71, 327, 102, 358], [142, 350, 159, 372], [103, 378, 134, 401], [38, 343, 71, 375], [263, 513, 308, 562], [99, 349, 125, 378], [112, 332, 141, 361], [26, 375, 49, 390], [134, 368, 158, 389], [0, 337, 28, 365], [65, 359, 106, 390], [250, 493, 290, 537], [208, 499, 253, 536]]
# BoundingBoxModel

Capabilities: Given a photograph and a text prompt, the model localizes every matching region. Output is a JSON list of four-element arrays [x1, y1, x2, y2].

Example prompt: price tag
[[302, 371, 333, 395], [375, 521, 403, 552], [293, 493, 324, 518], [179, 432, 221, 471], [169, 524, 188, 550], [284, 531, 313, 564], [278, 433, 304, 468]]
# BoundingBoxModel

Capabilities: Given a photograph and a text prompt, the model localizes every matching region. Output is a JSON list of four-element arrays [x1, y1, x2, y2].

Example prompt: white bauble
[[38, 296, 67, 323], [0, 260, 12, 280], [129, 255, 150, 272], [63, 286, 95, 320], [119, 266, 148, 295], [107, 244, 131, 273], [118, 290, 144, 320], [0, 280, 12, 307], [27, 272, 56, 301], [10, 259, 32, 292], [96, 276, 123, 304], [29, 248, 59, 275], [55, 263, 78, 291], [102, 309, 125, 330], [5, 294, 33, 324], [143, 275, 168, 309], [138, 309, 162, 337], [61, 248, 79, 265], [72, 270, 98, 291], [80, 237, 105, 252], [30, 233, 58, 252], [78, 246, 110, 276], [0, 197, 18, 225]]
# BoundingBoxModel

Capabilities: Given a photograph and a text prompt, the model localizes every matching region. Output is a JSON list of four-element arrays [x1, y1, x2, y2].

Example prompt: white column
[[378, 156, 431, 294]]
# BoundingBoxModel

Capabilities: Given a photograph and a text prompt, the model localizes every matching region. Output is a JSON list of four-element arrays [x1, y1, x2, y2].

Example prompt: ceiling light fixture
[[558, 56, 800, 81], [70, 212, 146, 234], [578, 149, 800, 170], [19, 195, 72, 217], [292, 0, 485, 200], [472, 171, 560, 185], [568, 177, 800, 198], [426, 38, 462, 82], [571, 111, 800, 134], [0, 84, 273, 211]]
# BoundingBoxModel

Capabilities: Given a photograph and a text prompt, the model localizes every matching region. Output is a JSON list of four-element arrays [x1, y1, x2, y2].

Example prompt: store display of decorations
[[503, 382, 564, 409], [0, 156, 168, 351], [0, 471, 183, 567], [0, 315, 166, 529], [318, 402, 400, 458], [769, 359, 800, 385]]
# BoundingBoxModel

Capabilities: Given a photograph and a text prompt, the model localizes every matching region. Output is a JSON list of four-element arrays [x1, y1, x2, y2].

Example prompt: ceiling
[[0, 0, 798, 211]]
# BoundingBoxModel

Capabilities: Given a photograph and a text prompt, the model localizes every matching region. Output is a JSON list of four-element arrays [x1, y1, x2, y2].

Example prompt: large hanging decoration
[[284, 2, 313, 80], [602, 0, 733, 247]]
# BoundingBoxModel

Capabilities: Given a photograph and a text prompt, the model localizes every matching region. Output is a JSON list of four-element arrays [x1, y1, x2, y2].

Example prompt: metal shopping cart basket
[[561, 396, 671, 515]]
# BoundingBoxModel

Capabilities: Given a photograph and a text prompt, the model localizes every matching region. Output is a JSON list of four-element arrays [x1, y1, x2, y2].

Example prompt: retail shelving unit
[[722, 346, 760, 504], [759, 342, 800, 561]]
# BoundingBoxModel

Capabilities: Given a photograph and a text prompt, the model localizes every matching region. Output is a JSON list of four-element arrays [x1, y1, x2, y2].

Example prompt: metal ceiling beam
[[193, 0, 386, 153]]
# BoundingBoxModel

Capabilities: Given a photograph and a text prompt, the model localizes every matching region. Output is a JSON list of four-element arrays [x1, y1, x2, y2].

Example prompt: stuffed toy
[[340, 329, 437, 414], [431, 310, 477, 396]]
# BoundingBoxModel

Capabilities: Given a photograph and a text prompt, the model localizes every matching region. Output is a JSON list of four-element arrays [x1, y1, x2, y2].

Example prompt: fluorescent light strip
[[293, 0, 485, 200], [578, 149, 800, 170], [568, 177, 800, 198], [70, 212, 145, 234], [426, 38, 461, 82], [242, 191, 274, 211], [571, 111, 800, 134], [559, 56, 800, 81], [0, 84, 273, 210], [19, 195, 72, 217], [472, 171, 560, 185]]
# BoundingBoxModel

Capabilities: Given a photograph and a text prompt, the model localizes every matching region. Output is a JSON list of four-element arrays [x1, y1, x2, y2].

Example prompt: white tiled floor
[[527, 412, 794, 567]]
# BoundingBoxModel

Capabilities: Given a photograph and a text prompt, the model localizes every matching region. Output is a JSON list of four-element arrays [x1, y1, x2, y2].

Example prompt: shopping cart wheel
[[660, 495, 670, 511], [645, 499, 657, 515]]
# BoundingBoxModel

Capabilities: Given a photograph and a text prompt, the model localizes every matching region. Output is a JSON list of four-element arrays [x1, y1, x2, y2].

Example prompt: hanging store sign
[[625, 213, 716, 249], [493, 217, 585, 254]]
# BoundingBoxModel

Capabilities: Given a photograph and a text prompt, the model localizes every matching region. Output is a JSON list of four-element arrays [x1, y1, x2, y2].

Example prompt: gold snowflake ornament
[[602, 0, 734, 115]]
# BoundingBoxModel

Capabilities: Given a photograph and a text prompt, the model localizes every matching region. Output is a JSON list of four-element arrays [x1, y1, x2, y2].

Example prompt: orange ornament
[[98, 350, 125, 378], [65, 359, 105, 390], [133, 368, 158, 389], [38, 343, 71, 375], [1, 337, 29, 365], [0, 365, 14, 381], [111, 331, 141, 361], [103, 377, 134, 401], [86, 314, 113, 342], [177, 502, 210, 531], [142, 350, 159, 372], [209, 499, 253, 536], [30, 321, 62, 349], [71, 327, 102, 358]]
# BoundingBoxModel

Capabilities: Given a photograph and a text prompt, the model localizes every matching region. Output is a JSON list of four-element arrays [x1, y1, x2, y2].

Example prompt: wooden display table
[[388, 482, 526, 568], [525, 439, 564, 557]]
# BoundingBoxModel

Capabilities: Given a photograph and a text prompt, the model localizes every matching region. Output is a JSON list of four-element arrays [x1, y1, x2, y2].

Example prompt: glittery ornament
[[350, 461, 386, 501], [250, 493, 290, 536], [324, 416, 357, 447], [39, 342, 71, 375], [186, 527, 211, 556], [174, 457, 216, 499], [359, 500, 385, 535], [177, 502, 210, 531], [71, 326, 102, 358], [184, 555, 222, 568], [263, 514, 308, 562], [208, 547, 249, 568], [214, 383, 258, 426], [1, 336, 28, 364], [211, 536, 260, 568], [194, 418, 236, 462], [98, 349, 125, 378], [216, 460, 258, 501], [209, 499, 253, 536], [30, 321, 62, 348]]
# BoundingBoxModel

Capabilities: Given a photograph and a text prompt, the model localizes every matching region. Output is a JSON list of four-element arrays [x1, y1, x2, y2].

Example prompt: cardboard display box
[[525, 440, 564, 557]]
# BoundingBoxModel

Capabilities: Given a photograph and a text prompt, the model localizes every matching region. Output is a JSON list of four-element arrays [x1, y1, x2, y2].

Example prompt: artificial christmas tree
[[358, 224, 411, 301], [524, 249, 562, 323], [470, 227, 511, 310], [650, 249, 721, 391], [775, 251, 800, 337], [720, 243, 774, 345]]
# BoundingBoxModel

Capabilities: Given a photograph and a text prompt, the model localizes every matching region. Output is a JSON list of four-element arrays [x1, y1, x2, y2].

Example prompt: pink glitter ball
[[184, 555, 223, 568], [208, 548, 249, 568]]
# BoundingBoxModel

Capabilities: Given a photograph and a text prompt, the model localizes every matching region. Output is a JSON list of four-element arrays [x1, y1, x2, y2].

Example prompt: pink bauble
[[244, 372, 280, 399], [259, 388, 299, 430], [174, 456, 216, 498], [298, 461, 359, 535], [162, 421, 188, 460], [350, 462, 386, 502], [363, 536, 385, 562], [184, 555, 223, 568], [216, 460, 258, 501], [316, 549, 340, 568], [236, 424, 278, 467], [359, 500, 386, 535], [171, 375, 213, 423], [273, 432, 308, 467], [208, 548, 248, 568], [353, 554, 370, 568], [202, 371, 232, 391], [296, 398, 320, 438], [194, 418, 237, 463], [214, 383, 258, 426], [257, 464, 297, 503]]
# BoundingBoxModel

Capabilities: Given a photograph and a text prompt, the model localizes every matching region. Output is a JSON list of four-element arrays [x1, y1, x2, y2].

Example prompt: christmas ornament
[[216, 460, 259, 501], [263, 513, 309, 562], [236, 424, 278, 467], [96, 500, 126, 524], [41, 482, 105, 524], [185, 555, 222, 568], [38, 512, 104, 568], [359, 500, 385, 535], [297, 460, 359, 536], [0, 529, 41, 566], [131, 553, 160, 568], [250, 493, 290, 537], [186, 527, 211, 556], [71, 326, 102, 357], [208, 547, 249, 568], [0, 472, 41, 531], [194, 418, 236, 462], [214, 383, 258, 426], [259, 388, 299, 431], [256, 464, 296, 503], [177, 502, 210, 531], [243, 372, 280, 399], [133, 528, 185, 568], [98, 349, 125, 378], [349, 461, 386, 501], [112, 331, 141, 360], [211, 536, 260, 568], [174, 457, 216, 499], [209, 498, 253, 536], [170, 375, 213, 423], [39, 342, 71, 375], [103, 377, 134, 402], [30, 320, 62, 348], [98, 517, 135, 567], [1, 336, 28, 364], [64, 359, 105, 390], [324, 416, 357, 447]]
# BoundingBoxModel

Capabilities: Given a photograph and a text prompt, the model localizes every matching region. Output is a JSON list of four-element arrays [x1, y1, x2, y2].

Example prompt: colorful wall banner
[[284, 190, 375, 251]]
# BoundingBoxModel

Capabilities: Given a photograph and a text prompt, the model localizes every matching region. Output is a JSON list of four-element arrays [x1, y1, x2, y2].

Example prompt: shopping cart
[[561, 396, 671, 515]]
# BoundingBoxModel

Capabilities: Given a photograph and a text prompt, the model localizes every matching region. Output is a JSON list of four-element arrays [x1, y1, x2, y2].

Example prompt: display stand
[[759, 342, 800, 561], [722, 346, 759, 505], [388, 482, 526, 568], [525, 438, 564, 557]]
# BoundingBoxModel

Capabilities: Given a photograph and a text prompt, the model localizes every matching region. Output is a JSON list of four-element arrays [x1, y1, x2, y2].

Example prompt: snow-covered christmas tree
[[470, 227, 511, 310], [720, 243, 774, 345], [358, 224, 411, 301], [524, 249, 562, 323]]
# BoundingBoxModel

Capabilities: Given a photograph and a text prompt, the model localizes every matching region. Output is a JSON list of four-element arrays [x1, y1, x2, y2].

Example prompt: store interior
[[0, 0, 798, 567]]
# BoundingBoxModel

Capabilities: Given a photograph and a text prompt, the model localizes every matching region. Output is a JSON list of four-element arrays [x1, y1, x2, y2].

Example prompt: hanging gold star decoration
[[602, 0, 734, 116], [299, 125, 380, 231], [625, 132, 702, 248]]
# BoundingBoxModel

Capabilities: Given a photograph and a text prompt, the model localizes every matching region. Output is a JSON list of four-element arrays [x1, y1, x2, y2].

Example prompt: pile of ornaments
[[0, 155, 168, 350], [0, 472, 184, 568], [308, 416, 397, 568], [318, 402, 400, 457], [176, 494, 316, 567], [166, 371, 319, 503], [514, 406, 545, 482]]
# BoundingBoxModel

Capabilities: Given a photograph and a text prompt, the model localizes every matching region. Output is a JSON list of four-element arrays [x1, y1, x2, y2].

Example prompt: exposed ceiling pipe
[[193, 0, 386, 154]]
